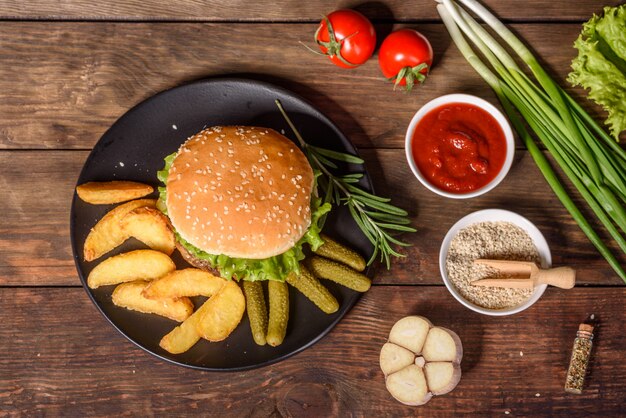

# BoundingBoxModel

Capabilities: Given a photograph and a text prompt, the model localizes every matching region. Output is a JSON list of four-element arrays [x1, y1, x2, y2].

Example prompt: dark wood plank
[[0, 22, 609, 150], [1, 287, 624, 416], [0, 0, 618, 21], [2, 150, 624, 286]]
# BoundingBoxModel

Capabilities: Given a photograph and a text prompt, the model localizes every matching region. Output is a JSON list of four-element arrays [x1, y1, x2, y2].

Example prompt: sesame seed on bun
[[165, 126, 314, 259]]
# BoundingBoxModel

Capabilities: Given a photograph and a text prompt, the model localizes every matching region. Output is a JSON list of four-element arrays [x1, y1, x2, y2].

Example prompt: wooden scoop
[[471, 259, 576, 289]]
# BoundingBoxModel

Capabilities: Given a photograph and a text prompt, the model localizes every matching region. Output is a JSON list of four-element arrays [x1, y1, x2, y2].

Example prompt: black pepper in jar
[[564, 319, 595, 394]]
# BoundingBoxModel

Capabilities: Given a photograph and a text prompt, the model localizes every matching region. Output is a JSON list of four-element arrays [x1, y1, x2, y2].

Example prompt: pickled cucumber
[[307, 256, 371, 292], [286, 265, 339, 314], [266, 280, 289, 347], [314, 234, 366, 272], [242, 281, 268, 346]]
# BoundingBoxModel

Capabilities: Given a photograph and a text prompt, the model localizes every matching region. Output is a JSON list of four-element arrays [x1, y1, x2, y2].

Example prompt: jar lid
[[578, 323, 594, 333]]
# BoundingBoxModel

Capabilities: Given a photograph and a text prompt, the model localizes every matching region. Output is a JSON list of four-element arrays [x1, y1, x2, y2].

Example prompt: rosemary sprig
[[275, 99, 415, 268]]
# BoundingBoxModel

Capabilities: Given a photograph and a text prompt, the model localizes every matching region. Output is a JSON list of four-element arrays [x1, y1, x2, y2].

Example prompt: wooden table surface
[[2, 1, 626, 416]]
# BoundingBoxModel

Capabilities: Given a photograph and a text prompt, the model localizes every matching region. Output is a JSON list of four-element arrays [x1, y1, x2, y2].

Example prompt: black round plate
[[70, 77, 374, 371]]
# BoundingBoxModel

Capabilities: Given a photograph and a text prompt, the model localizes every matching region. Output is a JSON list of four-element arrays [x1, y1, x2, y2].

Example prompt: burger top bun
[[166, 126, 314, 259]]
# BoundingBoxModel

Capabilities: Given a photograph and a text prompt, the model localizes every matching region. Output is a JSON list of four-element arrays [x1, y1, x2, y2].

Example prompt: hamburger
[[157, 126, 330, 281]]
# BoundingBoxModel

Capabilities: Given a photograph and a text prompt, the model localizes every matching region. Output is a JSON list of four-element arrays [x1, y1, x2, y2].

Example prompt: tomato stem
[[310, 16, 359, 67], [389, 63, 430, 92]]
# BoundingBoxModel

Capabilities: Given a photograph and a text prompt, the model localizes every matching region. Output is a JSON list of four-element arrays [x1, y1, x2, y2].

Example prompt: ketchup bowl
[[405, 94, 515, 199]]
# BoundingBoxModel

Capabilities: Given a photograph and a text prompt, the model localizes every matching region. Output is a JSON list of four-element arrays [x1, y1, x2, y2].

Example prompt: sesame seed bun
[[166, 126, 314, 259]]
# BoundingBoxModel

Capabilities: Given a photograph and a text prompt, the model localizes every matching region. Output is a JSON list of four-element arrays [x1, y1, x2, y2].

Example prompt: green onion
[[437, 0, 626, 282]]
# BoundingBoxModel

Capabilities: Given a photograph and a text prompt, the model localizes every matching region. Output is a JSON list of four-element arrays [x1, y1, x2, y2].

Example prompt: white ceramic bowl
[[439, 209, 551, 316], [405, 94, 515, 199]]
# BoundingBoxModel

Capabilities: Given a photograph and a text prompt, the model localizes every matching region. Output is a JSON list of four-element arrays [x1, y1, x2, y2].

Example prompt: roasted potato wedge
[[159, 307, 204, 354], [76, 181, 153, 204], [112, 280, 193, 322], [142, 268, 226, 299], [83, 198, 156, 261], [121, 207, 175, 255], [160, 280, 245, 354], [196, 281, 245, 342], [87, 249, 175, 289]]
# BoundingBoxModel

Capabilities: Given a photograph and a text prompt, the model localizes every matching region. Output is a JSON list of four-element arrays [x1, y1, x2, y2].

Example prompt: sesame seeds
[[167, 125, 314, 258], [445, 221, 537, 309]]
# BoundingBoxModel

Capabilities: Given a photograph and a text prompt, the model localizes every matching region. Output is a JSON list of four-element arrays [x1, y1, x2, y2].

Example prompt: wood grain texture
[[2, 150, 625, 286], [1, 287, 624, 416], [0, 22, 610, 150], [0, 0, 620, 21]]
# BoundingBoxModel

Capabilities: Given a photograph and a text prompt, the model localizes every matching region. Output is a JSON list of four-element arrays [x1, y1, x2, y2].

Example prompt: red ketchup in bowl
[[411, 102, 507, 193]]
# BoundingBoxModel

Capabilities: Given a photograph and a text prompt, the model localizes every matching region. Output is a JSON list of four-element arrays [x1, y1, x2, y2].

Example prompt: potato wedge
[[76, 181, 153, 204], [112, 280, 193, 322], [120, 207, 175, 255], [87, 249, 175, 289], [196, 281, 245, 342], [142, 268, 226, 299], [160, 280, 245, 353], [83, 198, 156, 261], [160, 307, 203, 354]]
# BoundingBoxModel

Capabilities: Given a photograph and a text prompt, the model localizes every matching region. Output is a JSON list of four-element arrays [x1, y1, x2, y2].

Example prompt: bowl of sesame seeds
[[439, 209, 551, 316]]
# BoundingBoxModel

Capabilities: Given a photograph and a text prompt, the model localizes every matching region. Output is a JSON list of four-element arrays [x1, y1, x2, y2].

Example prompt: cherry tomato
[[314, 9, 376, 69], [378, 29, 434, 92]]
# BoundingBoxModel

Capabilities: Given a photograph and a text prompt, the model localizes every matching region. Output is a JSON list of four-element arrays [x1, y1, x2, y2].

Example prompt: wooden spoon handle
[[535, 267, 576, 289]]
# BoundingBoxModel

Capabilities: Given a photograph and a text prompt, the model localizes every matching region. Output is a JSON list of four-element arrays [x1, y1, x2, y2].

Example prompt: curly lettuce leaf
[[156, 152, 176, 214], [568, 5, 626, 140], [157, 151, 331, 282], [586, 5, 626, 69]]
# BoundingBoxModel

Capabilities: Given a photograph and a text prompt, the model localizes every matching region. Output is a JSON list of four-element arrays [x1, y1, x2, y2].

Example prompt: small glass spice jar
[[564, 322, 594, 394]]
